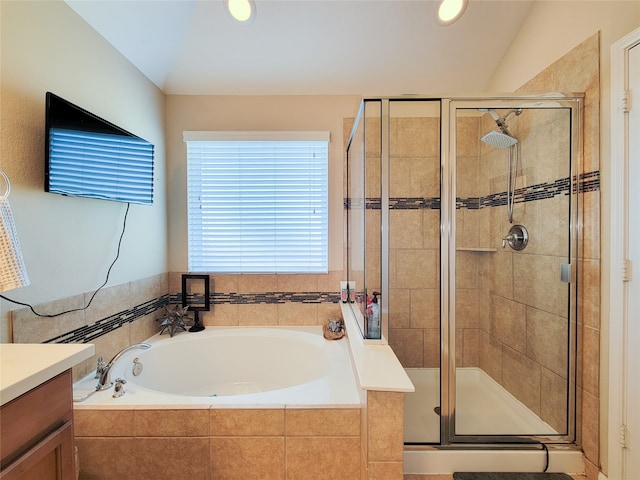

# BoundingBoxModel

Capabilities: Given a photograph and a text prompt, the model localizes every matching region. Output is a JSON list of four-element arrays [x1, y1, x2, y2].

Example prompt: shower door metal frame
[[347, 94, 582, 447], [441, 96, 582, 447]]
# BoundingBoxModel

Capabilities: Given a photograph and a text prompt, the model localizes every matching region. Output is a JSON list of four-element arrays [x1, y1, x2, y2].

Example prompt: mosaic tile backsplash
[[44, 296, 169, 344], [345, 170, 599, 212], [37, 291, 341, 345]]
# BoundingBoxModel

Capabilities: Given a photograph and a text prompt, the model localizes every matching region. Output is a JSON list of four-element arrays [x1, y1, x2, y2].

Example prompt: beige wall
[[0, 1, 168, 342], [162, 96, 362, 332], [165, 94, 360, 274], [489, 2, 640, 477]]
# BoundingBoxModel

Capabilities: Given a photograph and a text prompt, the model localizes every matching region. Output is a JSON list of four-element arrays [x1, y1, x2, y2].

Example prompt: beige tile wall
[[10, 273, 168, 382], [75, 399, 409, 480], [168, 271, 344, 328], [385, 114, 441, 366], [360, 390, 405, 480]]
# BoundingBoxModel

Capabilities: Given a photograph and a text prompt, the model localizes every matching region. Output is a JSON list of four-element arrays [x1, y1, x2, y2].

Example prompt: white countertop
[[340, 303, 414, 393], [1, 343, 95, 405]]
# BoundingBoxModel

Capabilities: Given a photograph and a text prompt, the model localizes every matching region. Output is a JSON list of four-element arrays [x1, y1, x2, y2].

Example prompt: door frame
[[608, 26, 640, 480]]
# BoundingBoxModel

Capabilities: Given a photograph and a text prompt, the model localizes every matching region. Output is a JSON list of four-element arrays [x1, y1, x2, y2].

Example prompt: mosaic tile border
[[45, 295, 169, 344], [173, 292, 341, 305], [344, 170, 600, 211], [45, 292, 341, 344]]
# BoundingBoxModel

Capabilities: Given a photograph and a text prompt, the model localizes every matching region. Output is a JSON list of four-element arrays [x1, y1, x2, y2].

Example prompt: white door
[[625, 40, 640, 480], [611, 27, 640, 480]]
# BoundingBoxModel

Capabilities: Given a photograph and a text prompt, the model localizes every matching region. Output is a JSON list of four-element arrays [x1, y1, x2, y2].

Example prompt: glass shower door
[[450, 100, 578, 442]]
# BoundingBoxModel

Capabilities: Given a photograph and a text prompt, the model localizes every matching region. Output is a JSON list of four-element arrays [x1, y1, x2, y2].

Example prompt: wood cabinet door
[[0, 420, 74, 480]]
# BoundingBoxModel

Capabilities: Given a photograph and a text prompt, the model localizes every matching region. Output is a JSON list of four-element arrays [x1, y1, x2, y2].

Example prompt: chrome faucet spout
[[96, 343, 150, 391]]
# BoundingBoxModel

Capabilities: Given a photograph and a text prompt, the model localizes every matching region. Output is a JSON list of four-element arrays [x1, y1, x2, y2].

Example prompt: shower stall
[[346, 96, 583, 471]]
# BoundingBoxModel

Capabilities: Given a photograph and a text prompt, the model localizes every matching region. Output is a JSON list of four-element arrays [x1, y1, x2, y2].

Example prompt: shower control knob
[[501, 234, 515, 248], [502, 224, 529, 251]]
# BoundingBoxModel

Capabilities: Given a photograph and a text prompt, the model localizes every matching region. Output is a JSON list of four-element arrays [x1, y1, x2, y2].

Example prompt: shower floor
[[404, 367, 557, 443]]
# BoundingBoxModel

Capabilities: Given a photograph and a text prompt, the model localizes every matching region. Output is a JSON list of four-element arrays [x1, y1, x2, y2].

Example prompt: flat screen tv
[[45, 92, 154, 205]]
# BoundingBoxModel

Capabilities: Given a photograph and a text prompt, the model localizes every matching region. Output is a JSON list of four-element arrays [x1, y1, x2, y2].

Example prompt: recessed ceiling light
[[437, 0, 467, 26], [225, 0, 256, 24]]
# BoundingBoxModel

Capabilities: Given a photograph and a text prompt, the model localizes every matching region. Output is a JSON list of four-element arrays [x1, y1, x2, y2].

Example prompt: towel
[[0, 194, 30, 292]]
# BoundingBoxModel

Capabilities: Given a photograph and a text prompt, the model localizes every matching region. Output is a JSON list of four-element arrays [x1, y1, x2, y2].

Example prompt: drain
[[434, 406, 441, 416]]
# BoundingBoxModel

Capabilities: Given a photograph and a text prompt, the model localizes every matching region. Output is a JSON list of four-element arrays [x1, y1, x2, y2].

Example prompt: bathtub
[[73, 326, 360, 407], [73, 326, 365, 479]]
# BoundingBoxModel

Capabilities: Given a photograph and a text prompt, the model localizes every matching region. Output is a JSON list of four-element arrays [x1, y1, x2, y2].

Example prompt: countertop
[[0, 343, 95, 405]]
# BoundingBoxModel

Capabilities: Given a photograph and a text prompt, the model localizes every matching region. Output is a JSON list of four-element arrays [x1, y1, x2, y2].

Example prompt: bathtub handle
[[95, 356, 108, 379], [112, 378, 127, 398]]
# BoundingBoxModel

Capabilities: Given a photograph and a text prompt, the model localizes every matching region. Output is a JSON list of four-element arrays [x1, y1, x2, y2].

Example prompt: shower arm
[[480, 108, 522, 137]]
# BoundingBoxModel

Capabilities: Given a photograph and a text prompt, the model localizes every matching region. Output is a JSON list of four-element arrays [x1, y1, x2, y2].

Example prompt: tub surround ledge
[[340, 302, 414, 393]]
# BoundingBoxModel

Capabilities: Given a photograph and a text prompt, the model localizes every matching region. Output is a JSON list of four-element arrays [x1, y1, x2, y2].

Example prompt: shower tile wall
[[376, 107, 576, 435], [383, 115, 442, 368], [381, 33, 599, 477], [456, 116, 485, 370], [513, 33, 600, 479], [560, 36, 599, 479]]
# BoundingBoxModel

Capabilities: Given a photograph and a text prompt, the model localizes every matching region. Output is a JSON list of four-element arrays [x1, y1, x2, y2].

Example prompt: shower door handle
[[560, 263, 574, 283]]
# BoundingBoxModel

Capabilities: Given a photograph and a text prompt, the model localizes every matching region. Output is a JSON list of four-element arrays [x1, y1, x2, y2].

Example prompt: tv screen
[[45, 92, 154, 205]]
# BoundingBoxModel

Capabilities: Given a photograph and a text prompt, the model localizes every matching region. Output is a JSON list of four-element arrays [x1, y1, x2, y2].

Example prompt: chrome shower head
[[481, 130, 518, 149], [479, 107, 522, 139]]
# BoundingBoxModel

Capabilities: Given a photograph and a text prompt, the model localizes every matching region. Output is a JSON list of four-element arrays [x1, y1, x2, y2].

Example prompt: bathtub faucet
[[96, 343, 151, 391]]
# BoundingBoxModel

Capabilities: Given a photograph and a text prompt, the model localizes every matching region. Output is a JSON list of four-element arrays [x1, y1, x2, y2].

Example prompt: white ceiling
[[65, 0, 534, 96]]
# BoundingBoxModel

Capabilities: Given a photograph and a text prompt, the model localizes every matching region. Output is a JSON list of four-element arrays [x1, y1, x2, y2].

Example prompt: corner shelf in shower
[[456, 247, 497, 252]]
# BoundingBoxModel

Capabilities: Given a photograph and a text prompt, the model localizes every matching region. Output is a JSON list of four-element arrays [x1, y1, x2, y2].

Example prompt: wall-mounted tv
[[45, 92, 154, 205]]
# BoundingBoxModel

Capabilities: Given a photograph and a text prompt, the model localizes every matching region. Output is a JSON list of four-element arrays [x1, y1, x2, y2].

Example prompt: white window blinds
[[184, 131, 329, 273]]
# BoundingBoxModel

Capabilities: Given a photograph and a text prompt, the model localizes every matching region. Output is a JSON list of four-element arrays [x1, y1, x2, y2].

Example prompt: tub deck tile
[[210, 408, 285, 436], [135, 408, 209, 436], [211, 436, 285, 480], [286, 408, 360, 436]]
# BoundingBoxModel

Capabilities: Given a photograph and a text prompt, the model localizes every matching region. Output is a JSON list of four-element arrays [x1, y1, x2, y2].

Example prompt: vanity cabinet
[[0, 370, 75, 480]]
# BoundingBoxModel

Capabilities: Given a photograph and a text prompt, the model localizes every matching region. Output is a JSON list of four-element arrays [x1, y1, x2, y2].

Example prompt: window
[[184, 131, 329, 273]]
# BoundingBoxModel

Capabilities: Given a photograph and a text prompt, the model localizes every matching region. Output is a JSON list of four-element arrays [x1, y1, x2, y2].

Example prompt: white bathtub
[[73, 326, 360, 407]]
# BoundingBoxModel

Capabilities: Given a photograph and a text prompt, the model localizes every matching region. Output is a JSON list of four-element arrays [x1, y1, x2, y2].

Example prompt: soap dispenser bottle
[[366, 291, 381, 338]]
